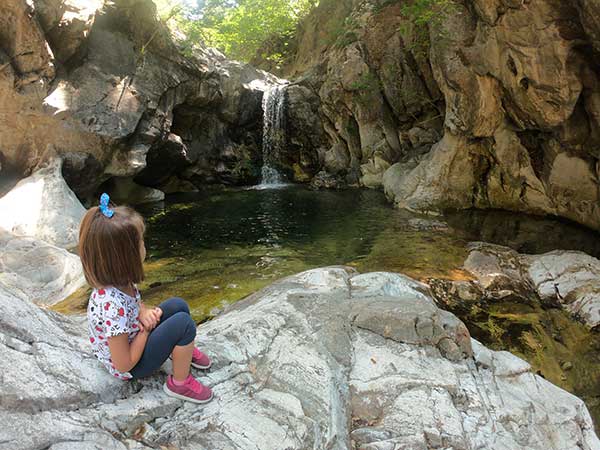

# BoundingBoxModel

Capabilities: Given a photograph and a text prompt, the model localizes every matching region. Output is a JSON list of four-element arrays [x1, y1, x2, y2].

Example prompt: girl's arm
[[107, 329, 149, 373]]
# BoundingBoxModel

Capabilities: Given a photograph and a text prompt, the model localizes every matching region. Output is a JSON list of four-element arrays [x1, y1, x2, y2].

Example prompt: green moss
[[447, 297, 600, 433]]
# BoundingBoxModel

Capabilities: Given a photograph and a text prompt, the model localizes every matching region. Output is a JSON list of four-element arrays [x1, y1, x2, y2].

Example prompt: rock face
[[2, 267, 598, 450], [0, 0, 278, 204], [267, 0, 600, 230], [464, 242, 600, 329], [0, 158, 86, 249], [109, 177, 165, 205]]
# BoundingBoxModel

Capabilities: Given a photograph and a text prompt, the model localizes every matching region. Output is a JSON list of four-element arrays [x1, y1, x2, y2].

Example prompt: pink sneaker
[[168, 347, 212, 370], [163, 374, 213, 404], [192, 348, 212, 370]]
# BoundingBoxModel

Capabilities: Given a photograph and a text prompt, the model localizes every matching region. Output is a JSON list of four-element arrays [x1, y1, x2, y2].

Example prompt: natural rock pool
[[54, 185, 600, 429]]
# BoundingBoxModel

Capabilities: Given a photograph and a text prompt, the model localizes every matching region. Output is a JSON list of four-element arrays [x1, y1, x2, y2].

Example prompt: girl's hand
[[139, 304, 160, 331]]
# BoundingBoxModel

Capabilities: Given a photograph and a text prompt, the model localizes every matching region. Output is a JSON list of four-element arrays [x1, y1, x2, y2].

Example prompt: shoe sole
[[163, 383, 214, 404], [191, 361, 212, 370]]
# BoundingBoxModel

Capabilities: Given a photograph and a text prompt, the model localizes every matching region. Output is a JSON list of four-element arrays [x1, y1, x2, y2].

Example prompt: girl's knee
[[172, 311, 196, 344], [163, 297, 190, 315]]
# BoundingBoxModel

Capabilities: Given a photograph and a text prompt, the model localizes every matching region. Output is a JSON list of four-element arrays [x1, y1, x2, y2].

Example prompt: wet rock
[[2, 267, 598, 450], [285, 84, 326, 181], [406, 218, 448, 232], [464, 242, 600, 329], [108, 177, 165, 206], [310, 170, 346, 189], [158, 176, 199, 195]]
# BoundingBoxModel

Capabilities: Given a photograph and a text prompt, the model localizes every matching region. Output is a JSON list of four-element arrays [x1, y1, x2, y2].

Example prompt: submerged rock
[[1, 267, 598, 450], [465, 242, 600, 329]]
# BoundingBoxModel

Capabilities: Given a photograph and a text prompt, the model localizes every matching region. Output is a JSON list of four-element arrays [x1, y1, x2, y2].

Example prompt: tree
[[155, 0, 318, 63]]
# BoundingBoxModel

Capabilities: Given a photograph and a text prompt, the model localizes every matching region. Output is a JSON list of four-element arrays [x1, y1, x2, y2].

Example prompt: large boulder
[[0, 285, 126, 415], [0, 230, 85, 306], [2, 267, 598, 450], [0, 158, 86, 249]]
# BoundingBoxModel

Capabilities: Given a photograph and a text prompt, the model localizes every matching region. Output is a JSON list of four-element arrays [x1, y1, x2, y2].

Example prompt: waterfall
[[260, 84, 287, 186]]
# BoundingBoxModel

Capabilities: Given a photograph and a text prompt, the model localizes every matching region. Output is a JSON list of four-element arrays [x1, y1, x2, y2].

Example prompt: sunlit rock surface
[[2, 267, 598, 450], [0, 158, 85, 249], [0, 230, 85, 306]]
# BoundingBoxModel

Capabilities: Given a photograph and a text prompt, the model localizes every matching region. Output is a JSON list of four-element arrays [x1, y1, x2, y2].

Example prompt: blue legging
[[130, 297, 196, 379]]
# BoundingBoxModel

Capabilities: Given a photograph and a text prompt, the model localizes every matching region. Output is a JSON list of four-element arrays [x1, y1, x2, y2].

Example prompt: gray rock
[[0, 230, 85, 306], [0, 158, 86, 249], [2, 0, 283, 200], [526, 251, 600, 329], [0, 285, 127, 417], [1, 267, 598, 450]]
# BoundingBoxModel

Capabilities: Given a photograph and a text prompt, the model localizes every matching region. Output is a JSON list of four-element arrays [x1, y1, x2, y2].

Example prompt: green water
[[133, 186, 600, 319], [54, 185, 600, 428]]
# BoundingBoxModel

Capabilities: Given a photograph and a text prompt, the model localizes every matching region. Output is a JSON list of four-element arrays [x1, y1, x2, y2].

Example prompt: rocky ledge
[[460, 242, 600, 330], [1, 267, 598, 450]]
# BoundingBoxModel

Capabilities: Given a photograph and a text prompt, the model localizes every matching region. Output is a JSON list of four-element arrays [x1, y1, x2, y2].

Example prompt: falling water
[[260, 84, 287, 186]]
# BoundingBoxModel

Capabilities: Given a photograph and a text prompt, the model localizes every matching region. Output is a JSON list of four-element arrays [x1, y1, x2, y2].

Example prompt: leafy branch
[[398, 0, 456, 57]]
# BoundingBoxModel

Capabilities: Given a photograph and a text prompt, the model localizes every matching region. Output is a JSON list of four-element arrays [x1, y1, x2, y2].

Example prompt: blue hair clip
[[99, 193, 114, 218]]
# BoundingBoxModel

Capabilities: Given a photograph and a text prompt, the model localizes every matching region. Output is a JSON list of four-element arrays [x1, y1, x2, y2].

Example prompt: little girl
[[79, 193, 213, 404]]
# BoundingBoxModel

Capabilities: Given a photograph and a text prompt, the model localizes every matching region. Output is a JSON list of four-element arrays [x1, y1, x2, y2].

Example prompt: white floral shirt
[[87, 286, 141, 380]]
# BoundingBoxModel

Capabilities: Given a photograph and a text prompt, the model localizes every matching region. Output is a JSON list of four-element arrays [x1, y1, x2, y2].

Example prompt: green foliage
[[335, 31, 358, 48], [154, 0, 318, 63], [349, 72, 380, 93], [400, 0, 454, 27], [398, 0, 455, 57], [328, 16, 359, 48]]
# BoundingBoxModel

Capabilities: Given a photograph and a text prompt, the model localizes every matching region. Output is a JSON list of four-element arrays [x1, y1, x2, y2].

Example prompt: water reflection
[[446, 209, 600, 258]]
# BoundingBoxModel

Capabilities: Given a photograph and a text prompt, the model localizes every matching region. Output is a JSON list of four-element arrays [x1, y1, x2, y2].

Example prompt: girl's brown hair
[[79, 205, 145, 288]]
